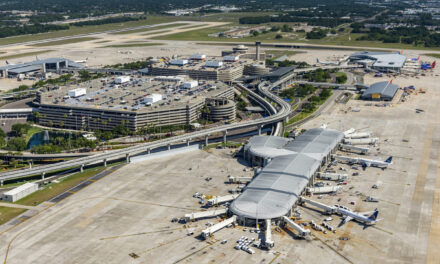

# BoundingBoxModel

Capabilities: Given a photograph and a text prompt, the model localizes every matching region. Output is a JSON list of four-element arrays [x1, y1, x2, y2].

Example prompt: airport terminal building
[[230, 128, 344, 223], [0, 58, 84, 78], [349, 51, 406, 73]]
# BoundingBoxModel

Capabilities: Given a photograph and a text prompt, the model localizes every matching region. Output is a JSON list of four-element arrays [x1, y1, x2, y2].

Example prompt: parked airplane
[[411, 56, 420, 61], [75, 58, 88, 63], [333, 155, 392, 169], [337, 207, 381, 226], [316, 58, 339, 66], [421, 61, 436, 70]]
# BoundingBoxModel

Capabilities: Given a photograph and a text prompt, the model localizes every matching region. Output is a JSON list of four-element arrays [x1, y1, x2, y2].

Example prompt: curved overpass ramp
[[0, 82, 291, 182]]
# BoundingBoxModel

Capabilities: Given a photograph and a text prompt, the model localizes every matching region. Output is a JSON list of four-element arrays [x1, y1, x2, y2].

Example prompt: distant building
[[349, 51, 406, 73], [0, 58, 84, 78], [361, 81, 399, 101]]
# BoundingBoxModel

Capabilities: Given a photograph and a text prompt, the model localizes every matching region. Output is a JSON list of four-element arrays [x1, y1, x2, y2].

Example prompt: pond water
[[27, 131, 74, 150]]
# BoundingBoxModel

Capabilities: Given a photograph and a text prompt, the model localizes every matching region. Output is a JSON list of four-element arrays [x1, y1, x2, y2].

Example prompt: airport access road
[[0, 81, 291, 182]]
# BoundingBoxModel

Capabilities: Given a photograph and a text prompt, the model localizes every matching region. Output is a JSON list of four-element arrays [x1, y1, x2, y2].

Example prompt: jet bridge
[[317, 172, 348, 181], [282, 216, 311, 238], [184, 208, 228, 222], [264, 219, 275, 248], [207, 194, 239, 207], [299, 197, 337, 214], [339, 144, 370, 154], [228, 176, 253, 184], [344, 132, 371, 139], [201, 215, 236, 239], [343, 138, 378, 145]]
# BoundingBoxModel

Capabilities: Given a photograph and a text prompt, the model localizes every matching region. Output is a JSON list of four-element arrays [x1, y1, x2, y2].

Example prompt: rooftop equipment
[[68, 88, 86, 98]]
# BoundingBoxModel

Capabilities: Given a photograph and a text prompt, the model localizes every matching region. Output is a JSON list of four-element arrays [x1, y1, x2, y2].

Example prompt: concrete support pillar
[[103, 159, 107, 167], [258, 125, 262, 136], [186, 139, 190, 146], [205, 135, 209, 146], [28, 161, 32, 169], [0, 180, 3, 186], [126, 153, 130, 163], [147, 148, 151, 154], [80, 164, 84, 173], [223, 131, 227, 144], [56, 62, 60, 73], [41, 172, 45, 180], [168, 144, 171, 151]]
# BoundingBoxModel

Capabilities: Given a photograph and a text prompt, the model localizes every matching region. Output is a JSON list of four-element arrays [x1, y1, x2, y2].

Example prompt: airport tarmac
[[301, 67, 440, 263], [1, 75, 439, 263]]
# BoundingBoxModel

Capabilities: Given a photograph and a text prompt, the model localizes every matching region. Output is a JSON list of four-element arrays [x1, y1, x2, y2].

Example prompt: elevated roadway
[[0, 82, 291, 182]]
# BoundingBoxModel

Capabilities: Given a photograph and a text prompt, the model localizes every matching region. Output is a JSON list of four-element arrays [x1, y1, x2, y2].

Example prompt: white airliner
[[75, 58, 88, 63], [337, 207, 381, 226], [334, 155, 392, 169], [316, 58, 339, 66]]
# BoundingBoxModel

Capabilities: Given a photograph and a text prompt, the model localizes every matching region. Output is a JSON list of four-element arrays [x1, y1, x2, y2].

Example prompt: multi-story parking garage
[[230, 128, 344, 223], [37, 77, 235, 131]]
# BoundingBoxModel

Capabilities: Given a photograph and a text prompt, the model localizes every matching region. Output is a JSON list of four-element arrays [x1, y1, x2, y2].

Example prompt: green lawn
[[0, 50, 53, 60], [142, 30, 170, 36], [423, 53, 440, 59], [197, 12, 277, 23], [286, 112, 313, 126], [0, 16, 183, 46], [30, 37, 98, 47], [25, 126, 44, 143], [0, 207, 27, 225], [110, 22, 189, 35], [153, 25, 440, 51], [101, 43, 164, 48], [204, 141, 242, 150], [16, 166, 107, 206]]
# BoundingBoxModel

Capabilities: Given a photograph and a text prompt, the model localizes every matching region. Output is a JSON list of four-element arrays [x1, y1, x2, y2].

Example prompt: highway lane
[[0, 82, 291, 181]]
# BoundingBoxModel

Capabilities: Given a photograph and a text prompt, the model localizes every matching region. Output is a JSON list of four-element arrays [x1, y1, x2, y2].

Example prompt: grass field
[[153, 25, 440, 51], [16, 166, 107, 206], [0, 207, 27, 225], [0, 16, 183, 46], [424, 53, 440, 58], [25, 126, 44, 143], [0, 50, 53, 60], [101, 42, 164, 48], [110, 22, 189, 35], [30, 37, 98, 47], [142, 30, 170, 36]]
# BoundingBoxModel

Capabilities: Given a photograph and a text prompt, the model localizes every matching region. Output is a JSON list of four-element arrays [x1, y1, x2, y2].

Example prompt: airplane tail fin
[[5, 60, 8, 65], [385, 156, 392, 164], [369, 209, 379, 220], [432, 61, 436, 69]]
